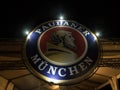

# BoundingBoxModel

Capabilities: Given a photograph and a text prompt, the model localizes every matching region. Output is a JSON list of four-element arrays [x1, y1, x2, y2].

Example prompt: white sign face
[[24, 20, 101, 85]]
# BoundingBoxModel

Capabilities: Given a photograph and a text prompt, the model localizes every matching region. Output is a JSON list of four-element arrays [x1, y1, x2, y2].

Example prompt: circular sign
[[23, 20, 101, 85]]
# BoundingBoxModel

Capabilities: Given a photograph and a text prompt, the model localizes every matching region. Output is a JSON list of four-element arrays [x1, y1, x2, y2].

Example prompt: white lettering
[[84, 57, 93, 66], [79, 62, 87, 71], [47, 65, 58, 75], [68, 66, 79, 76], [83, 30, 90, 36], [48, 22, 56, 27], [31, 54, 41, 64], [77, 26, 83, 30], [58, 68, 66, 77], [56, 21, 61, 26], [38, 61, 48, 70], [63, 21, 69, 26], [35, 29, 42, 34], [42, 26, 49, 31], [71, 23, 78, 28]]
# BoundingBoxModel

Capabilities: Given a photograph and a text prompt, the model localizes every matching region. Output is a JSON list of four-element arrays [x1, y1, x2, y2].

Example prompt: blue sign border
[[23, 20, 101, 85]]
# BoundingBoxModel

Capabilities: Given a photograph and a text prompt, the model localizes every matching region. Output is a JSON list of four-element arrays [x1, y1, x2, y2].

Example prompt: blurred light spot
[[51, 85, 59, 89], [59, 16, 64, 20], [93, 33, 98, 41], [25, 31, 29, 35], [27, 32, 32, 39], [95, 32, 101, 37]]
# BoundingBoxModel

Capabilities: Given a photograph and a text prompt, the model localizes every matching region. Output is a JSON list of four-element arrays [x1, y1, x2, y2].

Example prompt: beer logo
[[24, 20, 101, 85]]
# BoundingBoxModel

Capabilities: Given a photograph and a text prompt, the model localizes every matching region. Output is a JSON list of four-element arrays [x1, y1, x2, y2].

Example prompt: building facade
[[0, 38, 120, 90]]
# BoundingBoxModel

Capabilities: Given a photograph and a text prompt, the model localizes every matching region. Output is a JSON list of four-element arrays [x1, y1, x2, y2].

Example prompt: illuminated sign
[[23, 20, 101, 85]]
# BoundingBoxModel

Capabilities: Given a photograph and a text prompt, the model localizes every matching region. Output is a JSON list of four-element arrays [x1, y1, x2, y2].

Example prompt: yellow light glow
[[51, 85, 60, 90], [93, 33, 98, 41], [47, 78, 61, 84]]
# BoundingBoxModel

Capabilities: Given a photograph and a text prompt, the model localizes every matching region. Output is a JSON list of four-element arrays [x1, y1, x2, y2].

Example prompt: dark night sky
[[5, 1, 120, 39]]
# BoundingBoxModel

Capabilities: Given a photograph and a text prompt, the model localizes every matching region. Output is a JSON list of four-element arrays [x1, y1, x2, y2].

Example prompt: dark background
[[5, 1, 120, 39]]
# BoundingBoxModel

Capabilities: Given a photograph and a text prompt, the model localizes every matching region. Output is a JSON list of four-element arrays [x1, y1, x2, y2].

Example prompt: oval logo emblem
[[24, 20, 101, 85]]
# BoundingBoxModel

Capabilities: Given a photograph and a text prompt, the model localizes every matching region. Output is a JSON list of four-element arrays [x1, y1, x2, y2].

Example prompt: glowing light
[[25, 31, 29, 35], [47, 77, 62, 84], [59, 16, 64, 20], [27, 32, 32, 39], [95, 32, 101, 37], [93, 34, 98, 41], [51, 85, 59, 89]]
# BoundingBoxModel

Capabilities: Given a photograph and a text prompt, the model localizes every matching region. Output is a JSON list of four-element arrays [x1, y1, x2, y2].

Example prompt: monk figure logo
[[24, 20, 101, 85], [45, 30, 78, 63]]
